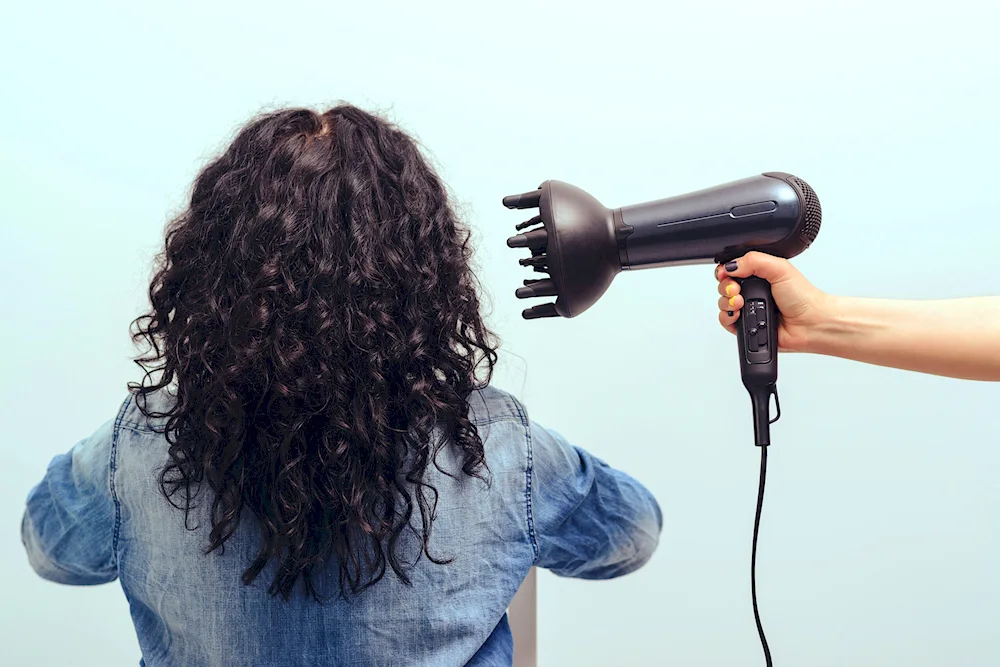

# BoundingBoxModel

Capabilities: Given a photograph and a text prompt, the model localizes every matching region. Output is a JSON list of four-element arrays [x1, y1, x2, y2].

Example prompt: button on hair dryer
[[503, 172, 822, 666]]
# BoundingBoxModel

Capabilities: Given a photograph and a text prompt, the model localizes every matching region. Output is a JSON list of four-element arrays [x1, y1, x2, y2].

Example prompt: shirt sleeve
[[21, 417, 119, 585], [529, 420, 662, 579]]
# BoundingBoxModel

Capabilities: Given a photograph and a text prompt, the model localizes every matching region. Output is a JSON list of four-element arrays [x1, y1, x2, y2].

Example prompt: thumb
[[722, 251, 796, 284]]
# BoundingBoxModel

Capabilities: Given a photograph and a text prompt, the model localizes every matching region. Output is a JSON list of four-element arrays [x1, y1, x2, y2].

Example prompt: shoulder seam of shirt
[[119, 391, 163, 432], [471, 416, 522, 427], [109, 393, 132, 558], [468, 386, 521, 427], [508, 394, 539, 562]]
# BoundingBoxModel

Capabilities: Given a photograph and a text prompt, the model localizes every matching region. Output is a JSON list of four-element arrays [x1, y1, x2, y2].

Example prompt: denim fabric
[[22, 385, 662, 667]]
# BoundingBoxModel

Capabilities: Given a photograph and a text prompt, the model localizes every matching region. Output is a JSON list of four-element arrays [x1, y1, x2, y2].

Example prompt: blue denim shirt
[[22, 385, 662, 666]]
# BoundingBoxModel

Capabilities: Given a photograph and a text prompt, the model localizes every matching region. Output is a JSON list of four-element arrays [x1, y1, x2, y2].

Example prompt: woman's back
[[26, 386, 660, 666], [21, 104, 661, 666]]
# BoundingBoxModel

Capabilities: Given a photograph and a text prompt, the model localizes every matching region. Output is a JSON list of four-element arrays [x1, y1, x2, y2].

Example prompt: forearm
[[806, 295, 1000, 381]]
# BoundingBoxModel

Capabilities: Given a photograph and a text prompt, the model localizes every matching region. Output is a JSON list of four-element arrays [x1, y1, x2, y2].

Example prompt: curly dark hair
[[130, 104, 498, 601]]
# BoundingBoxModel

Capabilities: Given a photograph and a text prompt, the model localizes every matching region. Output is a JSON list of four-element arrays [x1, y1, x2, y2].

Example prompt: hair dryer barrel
[[617, 172, 822, 269]]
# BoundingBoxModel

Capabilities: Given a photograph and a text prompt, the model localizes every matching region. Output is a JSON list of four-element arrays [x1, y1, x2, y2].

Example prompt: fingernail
[[725, 260, 738, 272], [728, 296, 736, 307], [725, 284, 733, 296], [727, 310, 734, 316]]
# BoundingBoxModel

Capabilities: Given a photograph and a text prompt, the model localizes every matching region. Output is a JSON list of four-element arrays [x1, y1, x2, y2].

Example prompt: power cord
[[751, 445, 772, 666]]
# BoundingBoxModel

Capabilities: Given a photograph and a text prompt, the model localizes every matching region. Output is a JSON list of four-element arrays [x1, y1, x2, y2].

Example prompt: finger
[[721, 251, 798, 283], [718, 310, 738, 335], [718, 278, 741, 298], [719, 294, 744, 312]]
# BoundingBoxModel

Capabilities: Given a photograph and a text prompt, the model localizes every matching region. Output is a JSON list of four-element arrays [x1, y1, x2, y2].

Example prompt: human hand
[[715, 252, 830, 353]]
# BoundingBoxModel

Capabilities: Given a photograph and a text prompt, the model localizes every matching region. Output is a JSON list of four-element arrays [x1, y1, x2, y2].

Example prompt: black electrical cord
[[751, 444, 772, 666]]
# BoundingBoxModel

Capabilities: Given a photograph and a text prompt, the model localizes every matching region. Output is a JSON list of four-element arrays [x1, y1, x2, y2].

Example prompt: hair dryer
[[503, 172, 822, 666], [503, 171, 821, 446]]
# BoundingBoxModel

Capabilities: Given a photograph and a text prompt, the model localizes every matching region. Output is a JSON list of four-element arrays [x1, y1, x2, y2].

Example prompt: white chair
[[509, 568, 537, 667]]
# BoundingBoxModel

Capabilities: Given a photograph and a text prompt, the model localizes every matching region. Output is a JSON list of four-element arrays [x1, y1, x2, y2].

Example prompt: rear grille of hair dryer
[[789, 175, 822, 246]]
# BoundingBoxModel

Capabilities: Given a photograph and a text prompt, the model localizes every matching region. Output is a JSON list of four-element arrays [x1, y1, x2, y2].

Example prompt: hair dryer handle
[[735, 277, 780, 447]]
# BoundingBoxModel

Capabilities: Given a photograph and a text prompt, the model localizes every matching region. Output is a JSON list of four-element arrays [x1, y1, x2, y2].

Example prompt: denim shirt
[[22, 385, 662, 667]]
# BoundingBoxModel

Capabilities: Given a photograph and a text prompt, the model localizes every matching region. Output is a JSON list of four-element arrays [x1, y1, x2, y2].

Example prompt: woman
[[715, 252, 1000, 381], [21, 105, 662, 667]]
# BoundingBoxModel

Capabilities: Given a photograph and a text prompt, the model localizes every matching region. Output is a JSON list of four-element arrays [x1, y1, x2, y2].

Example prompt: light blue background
[[2, 0, 999, 665]]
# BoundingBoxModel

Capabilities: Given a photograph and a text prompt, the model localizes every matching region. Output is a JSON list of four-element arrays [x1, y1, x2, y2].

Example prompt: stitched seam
[[471, 416, 522, 428], [110, 394, 131, 558], [118, 423, 160, 434], [511, 397, 538, 561]]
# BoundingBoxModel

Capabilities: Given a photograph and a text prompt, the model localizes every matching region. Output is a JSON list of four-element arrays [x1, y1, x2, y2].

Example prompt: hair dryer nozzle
[[502, 181, 622, 319]]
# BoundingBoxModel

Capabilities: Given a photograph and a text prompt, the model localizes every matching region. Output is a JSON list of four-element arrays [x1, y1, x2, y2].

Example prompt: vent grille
[[790, 175, 822, 247]]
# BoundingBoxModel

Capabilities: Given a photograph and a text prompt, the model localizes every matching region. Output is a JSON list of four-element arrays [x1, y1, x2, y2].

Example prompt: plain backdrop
[[2, 0, 999, 665]]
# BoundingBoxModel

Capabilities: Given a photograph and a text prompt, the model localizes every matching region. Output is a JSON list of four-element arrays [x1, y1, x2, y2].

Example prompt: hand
[[715, 252, 829, 353]]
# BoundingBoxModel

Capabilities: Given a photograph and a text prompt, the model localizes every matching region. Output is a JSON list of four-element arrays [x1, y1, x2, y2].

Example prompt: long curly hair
[[130, 104, 498, 600]]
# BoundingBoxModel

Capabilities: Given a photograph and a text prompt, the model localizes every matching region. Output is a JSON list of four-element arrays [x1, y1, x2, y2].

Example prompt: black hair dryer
[[503, 172, 823, 666], [503, 172, 822, 448]]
